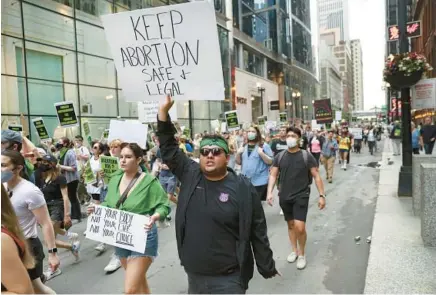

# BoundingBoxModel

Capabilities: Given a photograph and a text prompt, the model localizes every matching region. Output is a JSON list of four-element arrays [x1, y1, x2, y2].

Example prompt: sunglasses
[[200, 148, 225, 157]]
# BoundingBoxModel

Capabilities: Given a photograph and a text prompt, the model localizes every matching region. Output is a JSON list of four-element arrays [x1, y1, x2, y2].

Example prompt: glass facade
[[1, 0, 231, 141]]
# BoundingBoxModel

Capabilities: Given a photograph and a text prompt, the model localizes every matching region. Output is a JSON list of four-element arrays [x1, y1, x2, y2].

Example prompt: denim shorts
[[115, 223, 158, 260]]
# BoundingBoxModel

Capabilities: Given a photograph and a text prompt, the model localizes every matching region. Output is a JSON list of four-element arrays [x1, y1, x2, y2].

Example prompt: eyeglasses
[[200, 148, 224, 157]]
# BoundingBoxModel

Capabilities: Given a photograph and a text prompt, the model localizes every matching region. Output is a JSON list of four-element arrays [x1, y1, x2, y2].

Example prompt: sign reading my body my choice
[[224, 111, 240, 131], [101, 2, 224, 102], [55, 102, 79, 127]]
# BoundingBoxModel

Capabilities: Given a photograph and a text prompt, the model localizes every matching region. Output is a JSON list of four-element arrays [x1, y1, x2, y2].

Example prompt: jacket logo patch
[[219, 193, 229, 202]]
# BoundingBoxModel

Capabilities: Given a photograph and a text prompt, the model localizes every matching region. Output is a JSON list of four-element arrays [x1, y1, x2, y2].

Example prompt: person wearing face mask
[[320, 131, 339, 183], [36, 155, 81, 280], [157, 95, 279, 293], [266, 127, 326, 270], [74, 135, 90, 205], [235, 126, 273, 203]]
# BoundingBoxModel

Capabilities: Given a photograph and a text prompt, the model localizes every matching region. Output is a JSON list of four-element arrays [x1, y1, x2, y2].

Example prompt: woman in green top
[[87, 143, 170, 294]]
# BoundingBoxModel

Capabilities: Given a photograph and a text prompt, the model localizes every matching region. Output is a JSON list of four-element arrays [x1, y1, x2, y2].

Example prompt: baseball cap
[[41, 154, 58, 163], [1, 130, 22, 143]]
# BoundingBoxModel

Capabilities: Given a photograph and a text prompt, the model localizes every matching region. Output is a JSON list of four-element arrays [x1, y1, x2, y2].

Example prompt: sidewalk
[[364, 140, 436, 294]]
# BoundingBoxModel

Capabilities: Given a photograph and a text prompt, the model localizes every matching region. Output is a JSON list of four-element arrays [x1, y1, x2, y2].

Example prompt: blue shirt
[[321, 138, 339, 157], [241, 143, 273, 186], [412, 129, 420, 149]]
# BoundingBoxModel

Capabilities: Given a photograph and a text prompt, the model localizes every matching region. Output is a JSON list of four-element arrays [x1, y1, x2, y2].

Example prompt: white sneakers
[[287, 252, 307, 270], [95, 243, 106, 253], [104, 254, 122, 272]]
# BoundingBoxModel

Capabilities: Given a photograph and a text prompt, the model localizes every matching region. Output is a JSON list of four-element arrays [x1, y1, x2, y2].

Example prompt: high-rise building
[[317, 0, 349, 41], [319, 41, 343, 111], [350, 39, 364, 110]]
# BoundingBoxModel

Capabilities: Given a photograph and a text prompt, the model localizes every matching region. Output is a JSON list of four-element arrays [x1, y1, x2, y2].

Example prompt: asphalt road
[[44, 145, 381, 294]]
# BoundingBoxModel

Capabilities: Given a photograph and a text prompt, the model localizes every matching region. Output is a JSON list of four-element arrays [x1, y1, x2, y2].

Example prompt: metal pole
[[397, 0, 412, 197]]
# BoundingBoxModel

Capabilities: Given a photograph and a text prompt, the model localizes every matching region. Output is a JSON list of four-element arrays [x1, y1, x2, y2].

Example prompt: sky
[[310, 0, 386, 110]]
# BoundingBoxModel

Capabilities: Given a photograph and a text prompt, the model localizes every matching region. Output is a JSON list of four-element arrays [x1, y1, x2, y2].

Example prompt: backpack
[[276, 149, 313, 185]]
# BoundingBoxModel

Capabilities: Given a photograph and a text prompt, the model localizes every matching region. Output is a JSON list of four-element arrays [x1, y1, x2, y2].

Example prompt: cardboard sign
[[54, 102, 79, 128], [31, 118, 50, 140], [137, 101, 177, 123], [101, 2, 224, 102], [100, 156, 120, 184], [349, 128, 363, 140], [224, 111, 240, 131], [279, 112, 287, 123], [83, 160, 96, 184], [107, 120, 148, 149], [86, 205, 149, 253], [8, 124, 23, 132]]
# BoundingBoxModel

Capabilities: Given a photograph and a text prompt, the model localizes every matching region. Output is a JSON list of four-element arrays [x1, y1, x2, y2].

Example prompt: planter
[[385, 70, 423, 89]]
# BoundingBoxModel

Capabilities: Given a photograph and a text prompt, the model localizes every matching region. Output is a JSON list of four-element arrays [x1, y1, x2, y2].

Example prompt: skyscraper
[[350, 39, 364, 110], [318, 0, 350, 42]]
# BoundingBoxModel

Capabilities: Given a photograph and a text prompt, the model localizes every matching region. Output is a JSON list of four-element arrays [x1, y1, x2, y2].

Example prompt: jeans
[[187, 270, 245, 294], [424, 141, 435, 155], [368, 141, 376, 155]]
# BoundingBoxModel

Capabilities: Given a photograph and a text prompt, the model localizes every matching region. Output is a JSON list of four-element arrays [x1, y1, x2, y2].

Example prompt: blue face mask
[[1, 170, 14, 183]]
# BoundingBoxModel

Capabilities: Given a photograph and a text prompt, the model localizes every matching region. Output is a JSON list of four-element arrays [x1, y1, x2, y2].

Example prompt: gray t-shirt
[[273, 150, 318, 201], [9, 179, 46, 239]]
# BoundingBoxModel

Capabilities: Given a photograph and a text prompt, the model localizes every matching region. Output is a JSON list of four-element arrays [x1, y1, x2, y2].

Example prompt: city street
[[45, 146, 382, 294]]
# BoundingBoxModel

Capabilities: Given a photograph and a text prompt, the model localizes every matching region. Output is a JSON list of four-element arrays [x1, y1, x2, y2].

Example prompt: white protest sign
[[86, 205, 149, 253], [335, 111, 342, 121], [412, 78, 436, 110], [137, 101, 177, 123], [107, 120, 148, 149], [101, 2, 224, 102], [311, 120, 322, 131], [349, 128, 363, 140]]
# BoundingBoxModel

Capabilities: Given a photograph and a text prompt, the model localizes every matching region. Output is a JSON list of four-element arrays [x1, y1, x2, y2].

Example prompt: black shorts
[[255, 184, 268, 201], [27, 237, 45, 280], [47, 201, 64, 222], [279, 195, 310, 222]]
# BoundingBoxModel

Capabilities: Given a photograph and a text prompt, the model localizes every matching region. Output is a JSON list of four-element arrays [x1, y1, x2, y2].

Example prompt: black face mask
[[39, 164, 52, 172], [55, 143, 63, 150]]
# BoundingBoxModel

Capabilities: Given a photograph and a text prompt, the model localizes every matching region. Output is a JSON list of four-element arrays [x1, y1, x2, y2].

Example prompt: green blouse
[[101, 170, 170, 218]]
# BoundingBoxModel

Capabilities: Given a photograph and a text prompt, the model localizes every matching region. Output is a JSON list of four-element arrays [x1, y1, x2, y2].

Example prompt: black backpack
[[276, 149, 313, 185]]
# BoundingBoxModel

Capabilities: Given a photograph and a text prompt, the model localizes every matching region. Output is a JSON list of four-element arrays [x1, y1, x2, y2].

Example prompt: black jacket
[[157, 118, 277, 289]]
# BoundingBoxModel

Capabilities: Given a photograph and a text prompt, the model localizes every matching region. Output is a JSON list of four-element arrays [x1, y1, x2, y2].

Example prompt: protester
[[419, 116, 436, 155], [320, 130, 339, 183], [157, 95, 279, 293]]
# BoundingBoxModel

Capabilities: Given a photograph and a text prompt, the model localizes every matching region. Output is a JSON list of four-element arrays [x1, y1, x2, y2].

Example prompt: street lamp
[[257, 82, 265, 115], [292, 91, 301, 119], [311, 100, 315, 120]]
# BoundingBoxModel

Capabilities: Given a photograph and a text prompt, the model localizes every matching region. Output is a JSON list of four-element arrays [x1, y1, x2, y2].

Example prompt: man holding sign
[[157, 95, 279, 293]]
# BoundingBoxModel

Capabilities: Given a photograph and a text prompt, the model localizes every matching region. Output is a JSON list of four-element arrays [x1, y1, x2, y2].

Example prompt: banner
[[101, 2, 224, 102], [100, 156, 120, 184], [83, 160, 96, 184], [224, 111, 240, 131], [31, 118, 50, 140], [8, 124, 23, 132], [86, 205, 149, 253], [137, 101, 178, 123], [279, 112, 287, 123], [313, 99, 333, 123], [54, 102, 79, 128]]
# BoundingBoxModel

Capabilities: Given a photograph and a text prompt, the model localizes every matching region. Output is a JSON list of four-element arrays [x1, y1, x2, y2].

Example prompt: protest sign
[[349, 128, 363, 140], [102, 129, 109, 139], [258, 116, 266, 126], [313, 99, 333, 124], [54, 102, 78, 128], [335, 111, 342, 121], [101, 2, 224, 102], [8, 124, 23, 132], [83, 160, 96, 184], [264, 121, 276, 134], [107, 120, 148, 149], [137, 101, 177, 123], [82, 121, 93, 146], [279, 112, 287, 123], [31, 118, 50, 140], [224, 111, 240, 131], [100, 156, 120, 184], [86, 205, 149, 253]]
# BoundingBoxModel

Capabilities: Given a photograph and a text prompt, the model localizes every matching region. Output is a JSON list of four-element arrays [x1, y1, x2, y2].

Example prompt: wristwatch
[[319, 194, 326, 199], [48, 248, 58, 254]]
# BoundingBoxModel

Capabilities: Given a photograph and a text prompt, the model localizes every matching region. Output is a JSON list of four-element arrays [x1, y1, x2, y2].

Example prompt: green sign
[[102, 129, 109, 139], [224, 111, 240, 131], [258, 116, 265, 125], [8, 124, 23, 132], [83, 160, 96, 184], [32, 118, 49, 140], [54, 102, 78, 127], [183, 127, 190, 138], [279, 112, 287, 123], [82, 122, 92, 146], [100, 156, 120, 184]]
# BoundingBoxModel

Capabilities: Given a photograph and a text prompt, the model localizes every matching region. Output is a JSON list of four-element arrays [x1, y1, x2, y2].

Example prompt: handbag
[[115, 172, 142, 209]]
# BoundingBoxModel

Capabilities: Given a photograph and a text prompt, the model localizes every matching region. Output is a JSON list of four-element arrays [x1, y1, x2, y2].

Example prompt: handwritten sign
[[100, 156, 120, 184], [31, 118, 50, 140], [101, 2, 224, 102], [137, 101, 177, 123], [54, 102, 79, 128], [86, 205, 149, 253], [225, 111, 240, 131], [349, 128, 363, 140]]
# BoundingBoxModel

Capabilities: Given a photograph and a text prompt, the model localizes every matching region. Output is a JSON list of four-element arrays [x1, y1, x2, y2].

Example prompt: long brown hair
[[1, 185, 34, 269], [1, 150, 27, 180]]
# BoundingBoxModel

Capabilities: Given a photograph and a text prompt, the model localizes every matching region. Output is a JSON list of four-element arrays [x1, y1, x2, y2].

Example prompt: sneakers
[[279, 209, 284, 216], [44, 268, 62, 281], [95, 243, 106, 253], [67, 232, 79, 241], [71, 240, 81, 262], [104, 254, 122, 273], [296, 256, 307, 270], [286, 252, 297, 263]]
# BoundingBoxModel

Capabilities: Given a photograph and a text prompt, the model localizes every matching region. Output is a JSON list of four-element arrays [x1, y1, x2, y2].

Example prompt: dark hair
[[286, 127, 302, 138], [60, 137, 73, 148], [1, 150, 28, 180], [100, 143, 110, 156], [120, 142, 144, 159], [248, 126, 263, 144], [75, 135, 84, 141], [93, 142, 105, 154]]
